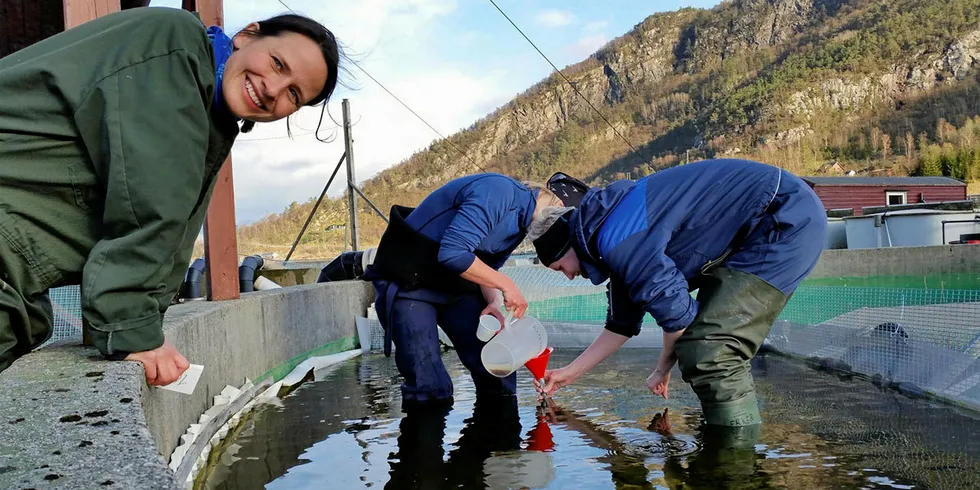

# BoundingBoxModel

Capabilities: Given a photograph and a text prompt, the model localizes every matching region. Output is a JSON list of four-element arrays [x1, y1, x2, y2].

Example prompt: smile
[[245, 77, 266, 110]]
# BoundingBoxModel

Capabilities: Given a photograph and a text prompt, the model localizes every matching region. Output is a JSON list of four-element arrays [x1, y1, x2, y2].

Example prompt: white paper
[[158, 364, 204, 395]]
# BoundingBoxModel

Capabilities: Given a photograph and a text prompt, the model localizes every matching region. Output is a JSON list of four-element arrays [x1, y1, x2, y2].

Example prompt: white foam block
[[157, 364, 204, 395]]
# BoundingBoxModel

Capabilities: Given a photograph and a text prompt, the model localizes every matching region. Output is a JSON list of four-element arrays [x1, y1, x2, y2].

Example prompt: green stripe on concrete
[[255, 336, 359, 384]]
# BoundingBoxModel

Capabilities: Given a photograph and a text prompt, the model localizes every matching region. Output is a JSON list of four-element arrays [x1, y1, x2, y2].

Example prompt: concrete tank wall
[[0, 281, 373, 489]]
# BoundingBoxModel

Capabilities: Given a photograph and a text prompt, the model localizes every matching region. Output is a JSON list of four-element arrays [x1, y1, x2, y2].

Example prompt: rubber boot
[[675, 267, 789, 427]]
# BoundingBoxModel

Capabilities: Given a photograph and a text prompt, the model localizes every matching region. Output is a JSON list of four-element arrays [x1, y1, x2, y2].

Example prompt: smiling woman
[[0, 7, 340, 388]]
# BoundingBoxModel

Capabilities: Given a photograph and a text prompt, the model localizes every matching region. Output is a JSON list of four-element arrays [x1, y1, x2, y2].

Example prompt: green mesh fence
[[499, 265, 980, 410], [43, 285, 83, 347]]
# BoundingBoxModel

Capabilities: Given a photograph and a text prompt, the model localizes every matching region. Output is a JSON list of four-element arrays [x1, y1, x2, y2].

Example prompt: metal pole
[[349, 183, 390, 224], [343, 99, 360, 251], [284, 152, 347, 262]]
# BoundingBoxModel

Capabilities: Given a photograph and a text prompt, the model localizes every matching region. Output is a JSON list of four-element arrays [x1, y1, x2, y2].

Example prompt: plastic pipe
[[181, 257, 206, 301], [238, 255, 264, 293]]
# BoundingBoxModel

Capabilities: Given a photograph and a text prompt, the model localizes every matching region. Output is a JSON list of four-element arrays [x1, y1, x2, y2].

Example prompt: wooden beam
[[63, 0, 119, 30], [187, 0, 240, 301]]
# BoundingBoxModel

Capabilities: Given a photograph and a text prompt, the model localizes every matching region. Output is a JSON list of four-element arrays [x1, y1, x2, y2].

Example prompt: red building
[[802, 176, 968, 215]]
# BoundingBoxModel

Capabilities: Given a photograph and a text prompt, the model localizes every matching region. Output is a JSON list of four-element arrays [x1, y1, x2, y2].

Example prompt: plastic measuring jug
[[481, 315, 548, 378]]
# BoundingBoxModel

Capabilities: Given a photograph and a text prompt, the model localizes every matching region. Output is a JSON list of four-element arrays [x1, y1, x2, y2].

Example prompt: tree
[[881, 133, 892, 161], [870, 126, 883, 157]]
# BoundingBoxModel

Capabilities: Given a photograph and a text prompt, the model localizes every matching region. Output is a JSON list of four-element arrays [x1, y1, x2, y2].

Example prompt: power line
[[485, 0, 645, 164], [238, 130, 316, 142], [277, 1, 486, 172]]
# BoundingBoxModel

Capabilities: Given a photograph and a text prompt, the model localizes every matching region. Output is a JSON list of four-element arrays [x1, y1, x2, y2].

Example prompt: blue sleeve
[[604, 276, 645, 337], [605, 234, 698, 333], [438, 178, 513, 274]]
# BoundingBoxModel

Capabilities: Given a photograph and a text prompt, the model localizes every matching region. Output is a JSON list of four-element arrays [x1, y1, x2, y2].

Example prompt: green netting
[[505, 265, 980, 410]]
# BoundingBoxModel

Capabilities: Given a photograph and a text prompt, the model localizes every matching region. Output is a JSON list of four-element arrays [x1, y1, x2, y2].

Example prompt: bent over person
[[532, 158, 826, 427]]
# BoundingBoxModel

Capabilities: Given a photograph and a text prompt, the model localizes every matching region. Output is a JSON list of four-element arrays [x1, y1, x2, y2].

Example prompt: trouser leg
[[437, 293, 517, 397], [674, 267, 789, 426], [387, 297, 454, 406], [0, 278, 53, 373]]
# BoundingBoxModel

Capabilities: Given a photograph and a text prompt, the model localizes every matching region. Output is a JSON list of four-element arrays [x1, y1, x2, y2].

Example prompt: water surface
[[198, 349, 980, 489]]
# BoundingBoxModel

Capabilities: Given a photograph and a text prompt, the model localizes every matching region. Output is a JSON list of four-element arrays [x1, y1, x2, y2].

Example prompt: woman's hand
[[479, 286, 506, 327], [539, 366, 579, 396], [646, 367, 671, 400], [125, 340, 190, 386], [479, 302, 505, 328], [500, 280, 528, 318]]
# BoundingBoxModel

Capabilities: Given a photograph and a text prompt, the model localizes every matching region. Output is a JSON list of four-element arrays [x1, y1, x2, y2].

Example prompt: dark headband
[[547, 172, 590, 207], [533, 209, 574, 266]]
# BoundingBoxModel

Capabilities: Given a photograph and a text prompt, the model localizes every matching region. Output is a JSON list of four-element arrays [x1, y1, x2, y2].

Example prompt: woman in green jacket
[[0, 7, 340, 386]]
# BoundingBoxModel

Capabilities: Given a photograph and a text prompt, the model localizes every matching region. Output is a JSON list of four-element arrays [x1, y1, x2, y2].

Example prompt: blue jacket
[[570, 159, 814, 335], [407, 173, 538, 274]]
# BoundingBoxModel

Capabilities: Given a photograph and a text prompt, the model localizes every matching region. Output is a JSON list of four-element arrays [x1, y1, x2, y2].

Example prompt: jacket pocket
[[700, 248, 732, 275]]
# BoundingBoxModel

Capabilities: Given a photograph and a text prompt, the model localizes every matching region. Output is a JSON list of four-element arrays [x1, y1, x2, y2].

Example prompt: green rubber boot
[[675, 267, 789, 427]]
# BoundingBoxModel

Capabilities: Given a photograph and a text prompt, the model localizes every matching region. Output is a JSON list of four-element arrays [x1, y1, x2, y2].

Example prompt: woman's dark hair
[[237, 13, 342, 133]]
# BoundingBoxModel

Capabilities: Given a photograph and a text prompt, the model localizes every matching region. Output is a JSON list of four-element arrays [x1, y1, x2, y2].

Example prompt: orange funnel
[[524, 346, 553, 380]]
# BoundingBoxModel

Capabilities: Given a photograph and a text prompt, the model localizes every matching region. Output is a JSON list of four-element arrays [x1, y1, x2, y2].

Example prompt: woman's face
[[222, 24, 328, 122]]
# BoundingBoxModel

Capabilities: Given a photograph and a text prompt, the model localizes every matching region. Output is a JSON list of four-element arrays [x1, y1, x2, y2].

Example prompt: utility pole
[[343, 99, 360, 251]]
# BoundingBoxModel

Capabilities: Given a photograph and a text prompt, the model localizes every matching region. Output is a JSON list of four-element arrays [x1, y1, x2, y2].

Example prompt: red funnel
[[524, 346, 553, 380]]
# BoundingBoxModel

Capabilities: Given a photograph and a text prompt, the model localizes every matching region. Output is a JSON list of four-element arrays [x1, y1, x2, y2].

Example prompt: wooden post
[[183, 0, 239, 301], [63, 0, 119, 29]]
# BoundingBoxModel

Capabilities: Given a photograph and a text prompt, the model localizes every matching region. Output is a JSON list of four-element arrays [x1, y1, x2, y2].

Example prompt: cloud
[[229, 65, 512, 223], [535, 9, 575, 28], [567, 34, 607, 59], [584, 20, 609, 33]]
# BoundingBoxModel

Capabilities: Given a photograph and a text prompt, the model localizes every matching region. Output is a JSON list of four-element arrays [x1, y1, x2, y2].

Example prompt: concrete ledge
[[0, 281, 373, 489], [808, 244, 980, 279]]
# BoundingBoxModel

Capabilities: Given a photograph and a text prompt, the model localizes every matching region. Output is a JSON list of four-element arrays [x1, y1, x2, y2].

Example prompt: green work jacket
[[0, 7, 239, 357]]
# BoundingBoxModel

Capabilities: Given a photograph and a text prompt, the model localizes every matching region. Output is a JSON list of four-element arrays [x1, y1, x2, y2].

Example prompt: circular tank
[[843, 215, 883, 249], [825, 218, 847, 249], [880, 210, 980, 246]]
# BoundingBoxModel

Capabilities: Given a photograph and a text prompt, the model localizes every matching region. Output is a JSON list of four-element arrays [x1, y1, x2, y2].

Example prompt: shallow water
[[198, 349, 980, 489]]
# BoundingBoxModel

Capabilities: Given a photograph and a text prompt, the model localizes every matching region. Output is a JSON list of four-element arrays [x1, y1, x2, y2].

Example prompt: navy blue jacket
[[570, 159, 817, 335], [406, 173, 538, 274]]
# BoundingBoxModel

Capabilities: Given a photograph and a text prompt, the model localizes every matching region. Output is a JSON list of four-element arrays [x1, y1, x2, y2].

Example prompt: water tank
[[825, 218, 847, 249], [880, 210, 980, 247], [843, 215, 883, 249]]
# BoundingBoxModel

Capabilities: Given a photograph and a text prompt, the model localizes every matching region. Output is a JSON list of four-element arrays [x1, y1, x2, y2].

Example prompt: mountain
[[235, 0, 980, 260]]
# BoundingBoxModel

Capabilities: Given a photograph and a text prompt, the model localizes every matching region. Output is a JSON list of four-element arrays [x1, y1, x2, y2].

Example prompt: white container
[[476, 315, 502, 342], [481, 316, 548, 378]]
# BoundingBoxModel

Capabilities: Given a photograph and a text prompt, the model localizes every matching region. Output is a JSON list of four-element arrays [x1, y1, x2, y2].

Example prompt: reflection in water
[[199, 350, 980, 490]]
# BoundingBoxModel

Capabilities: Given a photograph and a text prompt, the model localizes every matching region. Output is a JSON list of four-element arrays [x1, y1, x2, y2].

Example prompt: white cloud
[[229, 65, 512, 223], [584, 20, 609, 33], [567, 34, 607, 59], [535, 9, 575, 28]]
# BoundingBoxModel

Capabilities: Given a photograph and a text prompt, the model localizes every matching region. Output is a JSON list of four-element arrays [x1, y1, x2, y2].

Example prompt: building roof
[[802, 176, 965, 186]]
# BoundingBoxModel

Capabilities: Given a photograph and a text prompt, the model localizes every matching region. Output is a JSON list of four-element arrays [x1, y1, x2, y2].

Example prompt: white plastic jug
[[481, 315, 548, 378]]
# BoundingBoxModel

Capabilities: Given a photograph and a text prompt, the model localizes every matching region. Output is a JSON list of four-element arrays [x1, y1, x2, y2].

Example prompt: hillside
[[235, 0, 980, 260]]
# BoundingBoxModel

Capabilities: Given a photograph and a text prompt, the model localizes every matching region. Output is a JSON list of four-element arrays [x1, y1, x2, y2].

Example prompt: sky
[[150, 0, 720, 224]]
